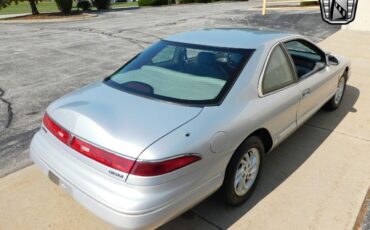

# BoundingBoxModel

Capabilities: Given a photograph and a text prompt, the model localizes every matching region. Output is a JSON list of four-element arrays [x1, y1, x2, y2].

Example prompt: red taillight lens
[[42, 113, 201, 176], [131, 155, 201, 176], [43, 113, 70, 145], [70, 137, 135, 173]]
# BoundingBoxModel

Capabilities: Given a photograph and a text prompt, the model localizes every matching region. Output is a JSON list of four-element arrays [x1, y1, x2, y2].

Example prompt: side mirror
[[326, 54, 339, 66]]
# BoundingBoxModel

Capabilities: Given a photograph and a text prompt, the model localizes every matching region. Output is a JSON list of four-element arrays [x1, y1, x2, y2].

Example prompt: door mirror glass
[[327, 55, 339, 66]]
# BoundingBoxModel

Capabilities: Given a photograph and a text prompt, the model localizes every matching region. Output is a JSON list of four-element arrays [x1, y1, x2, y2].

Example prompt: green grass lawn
[[0, 1, 138, 15]]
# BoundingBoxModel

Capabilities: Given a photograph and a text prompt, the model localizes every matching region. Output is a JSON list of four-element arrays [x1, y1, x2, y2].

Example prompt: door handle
[[302, 88, 311, 97]]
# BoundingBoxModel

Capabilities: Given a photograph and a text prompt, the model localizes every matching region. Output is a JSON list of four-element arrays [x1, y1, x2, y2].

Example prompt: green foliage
[[178, 0, 214, 3], [178, 0, 192, 3], [0, 0, 27, 10], [138, 0, 174, 6], [0, 0, 11, 10], [77, 0, 91, 10], [0, 0, 40, 15], [93, 0, 110, 9], [55, 0, 72, 14]]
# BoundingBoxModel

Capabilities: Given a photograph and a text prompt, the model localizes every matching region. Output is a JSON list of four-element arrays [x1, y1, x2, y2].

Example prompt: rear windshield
[[105, 40, 253, 106]]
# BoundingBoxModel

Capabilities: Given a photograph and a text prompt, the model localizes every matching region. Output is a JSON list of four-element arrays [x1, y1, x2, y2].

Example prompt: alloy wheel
[[335, 77, 345, 105], [234, 148, 260, 196]]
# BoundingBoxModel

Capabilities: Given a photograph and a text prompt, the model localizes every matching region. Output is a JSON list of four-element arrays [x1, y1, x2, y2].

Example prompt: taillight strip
[[42, 113, 201, 176], [70, 137, 135, 173], [130, 155, 201, 176], [43, 113, 70, 145]]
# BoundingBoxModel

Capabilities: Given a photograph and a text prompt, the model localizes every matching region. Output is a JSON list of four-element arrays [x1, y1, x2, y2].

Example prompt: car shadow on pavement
[[160, 85, 360, 230]]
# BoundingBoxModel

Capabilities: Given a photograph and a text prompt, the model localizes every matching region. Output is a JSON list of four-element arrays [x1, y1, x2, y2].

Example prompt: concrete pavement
[[0, 28, 369, 229], [0, 13, 29, 19]]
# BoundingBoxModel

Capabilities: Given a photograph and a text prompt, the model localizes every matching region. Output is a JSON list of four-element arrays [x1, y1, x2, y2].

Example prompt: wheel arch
[[344, 66, 349, 80], [246, 128, 273, 154], [220, 128, 272, 203], [226, 127, 273, 167]]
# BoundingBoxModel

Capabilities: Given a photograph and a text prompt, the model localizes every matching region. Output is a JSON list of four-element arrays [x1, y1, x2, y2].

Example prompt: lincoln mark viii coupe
[[30, 29, 350, 229]]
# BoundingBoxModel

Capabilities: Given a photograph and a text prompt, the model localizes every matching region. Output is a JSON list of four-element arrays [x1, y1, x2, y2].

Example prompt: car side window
[[262, 45, 296, 94], [284, 40, 326, 79]]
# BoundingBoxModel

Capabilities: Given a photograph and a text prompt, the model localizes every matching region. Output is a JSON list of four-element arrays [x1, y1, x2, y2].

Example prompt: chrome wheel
[[234, 148, 260, 196], [334, 77, 345, 105]]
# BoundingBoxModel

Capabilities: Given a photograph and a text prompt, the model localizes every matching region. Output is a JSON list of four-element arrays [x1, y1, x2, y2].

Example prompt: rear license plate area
[[48, 170, 73, 195]]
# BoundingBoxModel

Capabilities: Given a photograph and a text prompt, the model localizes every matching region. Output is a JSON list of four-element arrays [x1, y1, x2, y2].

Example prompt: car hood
[[47, 82, 202, 159]]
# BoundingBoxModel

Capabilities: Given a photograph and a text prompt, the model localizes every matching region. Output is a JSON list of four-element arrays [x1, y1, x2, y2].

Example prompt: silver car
[[30, 29, 350, 230]]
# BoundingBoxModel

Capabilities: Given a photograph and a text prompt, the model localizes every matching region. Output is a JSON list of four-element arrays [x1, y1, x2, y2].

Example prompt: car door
[[259, 44, 301, 144], [283, 39, 335, 126]]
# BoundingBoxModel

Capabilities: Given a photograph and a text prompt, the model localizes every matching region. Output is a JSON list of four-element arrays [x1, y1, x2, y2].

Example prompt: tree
[[29, 0, 39, 14], [0, 0, 39, 15], [55, 0, 72, 14]]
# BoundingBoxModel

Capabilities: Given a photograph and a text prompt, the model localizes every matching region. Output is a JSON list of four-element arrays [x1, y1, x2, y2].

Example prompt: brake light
[[70, 137, 135, 173], [131, 155, 201, 176], [42, 113, 201, 176], [43, 113, 70, 145]]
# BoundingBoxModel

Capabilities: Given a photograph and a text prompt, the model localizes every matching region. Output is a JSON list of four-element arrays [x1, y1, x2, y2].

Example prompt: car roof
[[164, 28, 294, 49]]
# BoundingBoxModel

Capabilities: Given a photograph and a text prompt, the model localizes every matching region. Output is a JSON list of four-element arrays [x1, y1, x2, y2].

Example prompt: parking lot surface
[[1, 2, 369, 230]]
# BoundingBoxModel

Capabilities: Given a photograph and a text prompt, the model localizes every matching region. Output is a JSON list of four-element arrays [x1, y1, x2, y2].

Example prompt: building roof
[[164, 28, 293, 49]]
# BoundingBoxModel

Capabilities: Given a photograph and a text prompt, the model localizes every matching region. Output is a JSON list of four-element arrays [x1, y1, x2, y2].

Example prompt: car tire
[[221, 136, 264, 206], [324, 72, 347, 111]]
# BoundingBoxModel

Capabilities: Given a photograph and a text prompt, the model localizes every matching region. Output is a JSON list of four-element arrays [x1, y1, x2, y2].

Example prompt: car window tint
[[285, 40, 323, 62], [284, 40, 325, 78], [152, 45, 176, 63], [262, 46, 295, 94], [186, 48, 201, 59], [106, 41, 253, 105], [286, 40, 316, 53]]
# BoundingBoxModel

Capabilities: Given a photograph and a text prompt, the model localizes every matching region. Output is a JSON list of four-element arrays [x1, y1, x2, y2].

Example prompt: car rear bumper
[[30, 130, 223, 230]]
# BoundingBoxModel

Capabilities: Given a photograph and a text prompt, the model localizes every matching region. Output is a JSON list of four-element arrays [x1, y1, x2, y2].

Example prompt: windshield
[[105, 40, 253, 106]]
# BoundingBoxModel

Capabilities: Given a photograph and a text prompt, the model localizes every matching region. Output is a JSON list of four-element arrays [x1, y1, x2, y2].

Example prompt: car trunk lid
[[46, 82, 202, 175]]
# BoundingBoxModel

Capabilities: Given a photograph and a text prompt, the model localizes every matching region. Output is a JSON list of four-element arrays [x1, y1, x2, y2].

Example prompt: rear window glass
[[105, 40, 253, 106]]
